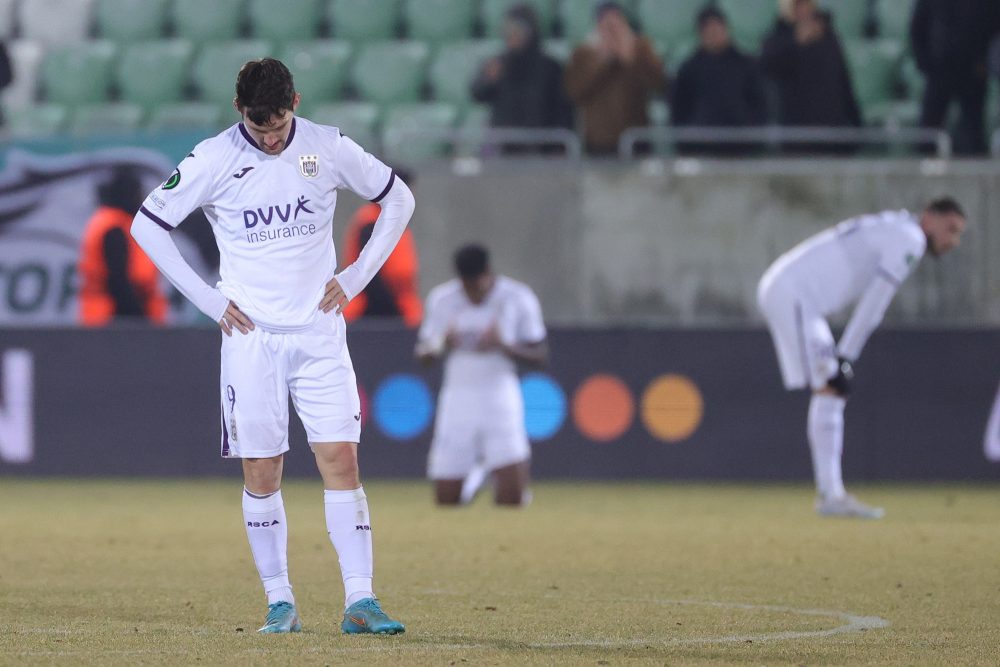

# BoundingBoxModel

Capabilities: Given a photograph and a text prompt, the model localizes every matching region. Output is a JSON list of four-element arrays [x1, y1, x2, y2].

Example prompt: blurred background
[[1, 0, 998, 482]]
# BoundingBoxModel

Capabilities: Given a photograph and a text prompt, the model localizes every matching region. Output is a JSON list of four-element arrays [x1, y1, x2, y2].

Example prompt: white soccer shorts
[[427, 384, 531, 480], [757, 276, 838, 391], [219, 311, 361, 458]]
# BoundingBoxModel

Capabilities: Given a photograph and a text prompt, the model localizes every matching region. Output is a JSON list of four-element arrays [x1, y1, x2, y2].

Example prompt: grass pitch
[[1, 479, 998, 665]]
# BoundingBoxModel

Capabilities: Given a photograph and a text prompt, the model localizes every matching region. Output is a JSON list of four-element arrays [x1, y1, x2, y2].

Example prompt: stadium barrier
[[1, 325, 997, 481]]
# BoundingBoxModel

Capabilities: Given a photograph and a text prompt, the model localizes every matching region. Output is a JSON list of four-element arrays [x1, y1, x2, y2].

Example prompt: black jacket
[[910, 0, 1000, 76], [671, 46, 767, 127], [471, 48, 573, 129]]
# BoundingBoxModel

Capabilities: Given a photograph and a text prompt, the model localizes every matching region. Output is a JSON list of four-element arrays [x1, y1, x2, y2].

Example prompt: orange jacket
[[341, 203, 422, 327], [78, 206, 167, 326]]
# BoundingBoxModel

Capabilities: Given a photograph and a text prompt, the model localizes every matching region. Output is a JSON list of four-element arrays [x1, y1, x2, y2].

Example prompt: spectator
[[78, 168, 168, 326], [0, 42, 12, 128], [761, 0, 861, 150], [910, 0, 1000, 155], [471, 4, 572, 134], [564, 1, 666, 155], [670, 6, 767, 155], [341, 169, 422, 328]]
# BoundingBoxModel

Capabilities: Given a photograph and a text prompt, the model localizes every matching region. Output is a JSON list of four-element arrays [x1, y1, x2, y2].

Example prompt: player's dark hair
[[235, 58, 296, 126], [925, 197, 965, 218], [454, 244, 490, 280], [697, 6, 726, 28]]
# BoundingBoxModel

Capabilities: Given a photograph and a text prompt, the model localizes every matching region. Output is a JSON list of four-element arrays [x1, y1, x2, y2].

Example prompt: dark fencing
[[1, 325, 998, 481]]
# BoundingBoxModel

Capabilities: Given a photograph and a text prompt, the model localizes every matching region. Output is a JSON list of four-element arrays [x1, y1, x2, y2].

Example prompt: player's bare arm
[[219, 301, 255, 336], [319, 276, 348, 314], [478, 327, 549, 368]]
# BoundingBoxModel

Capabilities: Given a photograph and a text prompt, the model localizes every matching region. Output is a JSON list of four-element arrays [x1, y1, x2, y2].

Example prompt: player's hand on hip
[[220, 301, 255, 336], [319, 277, 348, 314]]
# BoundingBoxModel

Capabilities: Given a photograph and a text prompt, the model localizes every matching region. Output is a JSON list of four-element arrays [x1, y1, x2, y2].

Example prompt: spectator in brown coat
[[564, 1, 666, 155]]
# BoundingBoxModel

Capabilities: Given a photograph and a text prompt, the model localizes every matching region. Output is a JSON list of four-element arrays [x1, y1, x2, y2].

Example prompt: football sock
[[242, 488, 294, 606], [459, 464, 489, 504], [324, 487, 375, 609], [808, 394, 847, 500]]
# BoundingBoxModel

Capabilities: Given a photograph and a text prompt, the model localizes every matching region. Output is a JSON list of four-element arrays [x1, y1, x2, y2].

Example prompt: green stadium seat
[[844, 39, 904, 120], [462, 104, 490, 129], [455, 103, 490, 155], [280, 40, 352, 103], [647, 99, 669, 126], [70, 103, 145, 136], [117, 40, 195, 110], [329, 0, 401, 41], [543, 39, 572, 63], [172, 0, 245, 42], [406, 0, 476, 42], [350, 40, 430, 105], [876, 0, 916, 39], [146, 102, 225, 132], [249, 0, 324, 42], [192, 40, 275, 105], [715, 0, 778, 50], [6, 104, 69, 138], [382, 101, 459, 161], [667, 39, 696, 71], [481, 0, 556, 38], [96, 0, 168, 41], [818, 0, 870, 38], [41, 41, 118, 105], [308, 102, 381, 148], [636, 0, 703, 46], [429, 40, 502, 108]]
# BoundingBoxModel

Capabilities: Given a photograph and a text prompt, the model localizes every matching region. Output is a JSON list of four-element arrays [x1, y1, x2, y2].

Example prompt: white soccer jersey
[[759, 210, 926, 361], [418, 276, 547, 389], [137, 118, 395, 332]]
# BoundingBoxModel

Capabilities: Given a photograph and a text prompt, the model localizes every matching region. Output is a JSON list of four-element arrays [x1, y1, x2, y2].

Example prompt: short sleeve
[[516, 288, 547, 343], [879, 222, 926, 285], [138, 150, 216, 230], [332, 135, 395, 202]]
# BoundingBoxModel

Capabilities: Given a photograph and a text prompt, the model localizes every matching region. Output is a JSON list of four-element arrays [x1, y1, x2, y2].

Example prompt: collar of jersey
[[238, 117, 297, 154]]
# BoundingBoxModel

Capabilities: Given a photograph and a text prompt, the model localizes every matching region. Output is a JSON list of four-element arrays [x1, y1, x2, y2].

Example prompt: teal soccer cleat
[[341, 598, 405, 635], [257, 601, 302, 634]]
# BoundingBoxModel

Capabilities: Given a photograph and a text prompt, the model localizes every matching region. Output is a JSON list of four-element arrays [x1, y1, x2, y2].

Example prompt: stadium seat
[[117, 41, 195, 110], [308, 102, 381, 149], [876, 0, 916, 39], [406, 0, 477, 42], [428, 40, 502, 108], [172, 0, 245, 43], [647, 99, 669, 126], [146, 102, 225, 132], [6, 104, 69, 138], [715, 0, 778, 50], [0, 40, 45, 111], [382, 101, 459, 161], [95, 0, 168, 41], [328, 0, 401, 41], [543, 39, 572, 63], [249, 0, 324, 43], [279, 41, 352, 103], [481, 0, 556, 38], [635, 0, 704, 46], [41, 41, 118, 106], [668, 39, 697, 71], [350, 40, 430, 105], [818, 0, 870, 39], [0, 0, 16, 39], [844, 39, 904, 120], [18, 0, 95, 45], [192, 40, 275, 105], [70, 103, 145, 136]]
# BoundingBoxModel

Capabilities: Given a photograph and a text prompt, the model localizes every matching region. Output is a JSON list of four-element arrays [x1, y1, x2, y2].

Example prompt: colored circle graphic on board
[[520, 372, 567, 440], [372, 374, 433, 439], [641, 374, 704, 442], [572, 374, 635, 442]]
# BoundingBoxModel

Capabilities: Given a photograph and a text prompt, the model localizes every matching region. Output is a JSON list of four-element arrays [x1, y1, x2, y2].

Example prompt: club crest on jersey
[[298, 154, 319, 178]]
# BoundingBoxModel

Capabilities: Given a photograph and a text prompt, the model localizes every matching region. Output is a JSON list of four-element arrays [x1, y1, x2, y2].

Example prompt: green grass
[[1, 480, 998, 665]]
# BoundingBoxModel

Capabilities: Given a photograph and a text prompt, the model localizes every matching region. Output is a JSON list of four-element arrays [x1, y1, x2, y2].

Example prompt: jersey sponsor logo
[[298, 154, 319, 178], [161, 169, 181, 190], [242, 196, 314, 228], [147, 192, 167, 211], [247, 520, 280, 528], [233, 167, 254, 179]]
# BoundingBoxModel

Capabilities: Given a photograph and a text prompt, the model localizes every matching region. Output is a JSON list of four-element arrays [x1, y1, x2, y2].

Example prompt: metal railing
[[381, 126, 584, 160]]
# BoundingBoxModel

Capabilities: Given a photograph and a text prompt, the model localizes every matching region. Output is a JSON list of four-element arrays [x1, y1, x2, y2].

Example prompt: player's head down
[[920, 197, 967, 257], [234, 58, 301, 155], [454, 244, 494, 304]]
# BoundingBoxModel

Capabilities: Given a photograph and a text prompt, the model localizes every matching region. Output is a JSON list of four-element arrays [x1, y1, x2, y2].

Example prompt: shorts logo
[[227, 385, 238, 442], [247, 520, 280, 528], [298, 154, 319, 178], [161, 169, 181, 190], [355, 525, 371, 531]]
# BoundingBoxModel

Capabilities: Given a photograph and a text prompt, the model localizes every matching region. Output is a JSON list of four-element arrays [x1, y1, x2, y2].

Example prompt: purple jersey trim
[[371, 170, 396, 203], [139, 205, 174, 231], [876, 266, 902, 287], [238, 117, 296, 152], [285, 117, 297, 150]]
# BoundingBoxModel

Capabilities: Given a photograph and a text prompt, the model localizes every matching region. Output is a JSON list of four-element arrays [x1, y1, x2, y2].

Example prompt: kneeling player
[[757, 198, 966, 518], [416, 245, 548, 506]]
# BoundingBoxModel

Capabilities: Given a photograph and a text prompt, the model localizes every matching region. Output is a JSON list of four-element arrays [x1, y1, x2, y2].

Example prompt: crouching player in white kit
[[757, 198, 966, 518], [416, 244, 548, 506], [130, 59, 411, 634]]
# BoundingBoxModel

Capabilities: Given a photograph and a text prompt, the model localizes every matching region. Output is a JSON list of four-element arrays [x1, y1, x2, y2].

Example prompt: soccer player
[[130, 59, 411, 634], [416, 244, 548, 506], [757, 198, 966, 518]]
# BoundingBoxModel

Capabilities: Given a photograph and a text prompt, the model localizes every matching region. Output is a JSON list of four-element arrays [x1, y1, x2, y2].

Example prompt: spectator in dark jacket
[[671, 7, 767, 154], [910, 0, 1000, 155], [761, 0, 861, 152]]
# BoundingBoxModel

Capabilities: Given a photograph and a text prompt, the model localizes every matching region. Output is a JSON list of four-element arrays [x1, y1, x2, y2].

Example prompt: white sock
[[324, 487, 374, 609], [242, 488, 294, 606], [807, 394, 847, 500], [459, 464, 489, 505]]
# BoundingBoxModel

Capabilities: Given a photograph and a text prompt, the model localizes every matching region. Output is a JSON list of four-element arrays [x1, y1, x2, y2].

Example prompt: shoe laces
[[265, 601, 294, 624], [354, 598, 384, 615]]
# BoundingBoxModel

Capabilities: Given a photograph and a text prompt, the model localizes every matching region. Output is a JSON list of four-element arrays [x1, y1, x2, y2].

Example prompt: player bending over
[[131, 59, 412, 634], [757, 198, 966, 518], [416, 244, 548, 506]]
